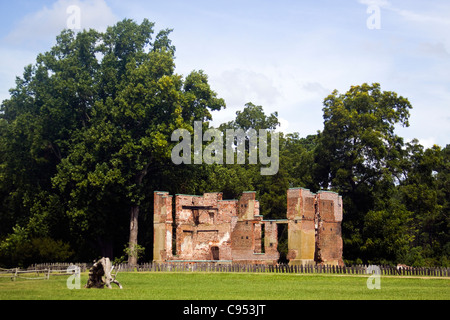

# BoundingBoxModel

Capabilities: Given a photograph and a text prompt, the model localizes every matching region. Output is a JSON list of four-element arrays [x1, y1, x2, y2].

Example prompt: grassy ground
[[0, 272, 448, 300]]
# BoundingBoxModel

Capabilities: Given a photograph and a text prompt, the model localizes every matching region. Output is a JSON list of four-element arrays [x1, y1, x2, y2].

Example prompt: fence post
[[12, 268, 18, 281]]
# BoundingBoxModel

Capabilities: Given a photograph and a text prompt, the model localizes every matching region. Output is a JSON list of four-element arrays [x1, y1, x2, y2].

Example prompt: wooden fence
[[0, 266, 81, 281], [113, 262, 450, 277], [3, 262, 448, 278], [27, 262, 90, 272]]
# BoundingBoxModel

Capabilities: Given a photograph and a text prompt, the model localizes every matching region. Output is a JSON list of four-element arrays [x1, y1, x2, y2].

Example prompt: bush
[[30, 238, 74, 264], [0, 226, 73, 267]]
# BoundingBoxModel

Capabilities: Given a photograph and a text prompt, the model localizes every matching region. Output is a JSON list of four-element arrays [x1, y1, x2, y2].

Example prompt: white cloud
[[402, 137, 437, 150], [5, 0, 117, 48], [358, 0, 391, 8], [0, 52, 32, 104], [211, 68, 281, 110], [418, 138, 437, 149], [277, 117, 290, 133], [302, 82, 331, 99], [2, 1, 448, 147], [395, 8, 450, 25], [356, 0, 450, 147], [1, 0, 118, 103], [418, 42, 450, 59]]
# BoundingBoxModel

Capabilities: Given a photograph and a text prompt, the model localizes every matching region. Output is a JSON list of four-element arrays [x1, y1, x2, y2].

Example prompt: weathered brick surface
[[153, 188, 343, 266], [287, 188, 315, 265], [287, 188, 344, 266], [316, 191, 343, 265], [153, 191, 173, 262]]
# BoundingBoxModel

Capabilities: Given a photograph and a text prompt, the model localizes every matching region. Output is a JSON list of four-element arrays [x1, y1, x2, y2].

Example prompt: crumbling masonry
[[153, 188, 343, 266]]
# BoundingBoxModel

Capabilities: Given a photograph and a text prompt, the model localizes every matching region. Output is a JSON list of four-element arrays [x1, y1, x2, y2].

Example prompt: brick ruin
[[153, 188, 343, 266]]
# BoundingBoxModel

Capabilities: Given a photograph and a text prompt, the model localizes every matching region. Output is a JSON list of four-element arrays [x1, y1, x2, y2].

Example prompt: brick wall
[[287, 188, 344, 266], [153, 188, 343, 266]]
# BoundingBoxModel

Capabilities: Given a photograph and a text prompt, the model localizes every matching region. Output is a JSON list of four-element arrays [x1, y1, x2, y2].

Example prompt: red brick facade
[[154, 188, 343, 266]]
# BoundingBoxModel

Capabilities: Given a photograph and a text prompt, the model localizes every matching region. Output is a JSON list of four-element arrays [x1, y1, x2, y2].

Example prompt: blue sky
[[1, 0, 449, 147]]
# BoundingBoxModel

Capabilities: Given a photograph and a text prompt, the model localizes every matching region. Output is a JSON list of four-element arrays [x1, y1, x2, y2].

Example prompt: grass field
[[0, 272, 448, 300]]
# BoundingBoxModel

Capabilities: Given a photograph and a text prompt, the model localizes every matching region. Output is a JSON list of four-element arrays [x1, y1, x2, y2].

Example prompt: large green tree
[[314, 83, 413, 263], [52, 20, 224, 265], [1, 19, 225, 265]]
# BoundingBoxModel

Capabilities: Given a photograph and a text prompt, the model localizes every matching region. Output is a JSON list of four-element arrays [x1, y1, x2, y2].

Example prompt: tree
[[396, 141, 449, 266], [219, 102, 281, 212], [0, 29, 101, 264], [220, 102, 279, 132], [281, 133, 317, 191], [315, 83, 411, 192], [51, 19, 224, 265], [362, 204, 415, 264], [314, 83, 412, 263], [1, 19, 224, 265]]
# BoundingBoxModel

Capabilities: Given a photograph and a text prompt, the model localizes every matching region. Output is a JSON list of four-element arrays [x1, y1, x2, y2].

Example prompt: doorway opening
[[211, 246, 220, 260], [277, 223, 289, 264]]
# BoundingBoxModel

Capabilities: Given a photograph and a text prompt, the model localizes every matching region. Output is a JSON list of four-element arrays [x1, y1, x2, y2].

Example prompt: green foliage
[[0, 19, 447, 267], [0, 225, 73, 267], [1, 18, 228, 265], [29, 238, 74, 264], [0, 226, 31, 267], [220, 102, 279, 131], [315, 83, 412, 194], [124, 243, 146, 262], [113, 243, 146, 265], [313, 83, 448, 266], [362, 206, 415, 264]]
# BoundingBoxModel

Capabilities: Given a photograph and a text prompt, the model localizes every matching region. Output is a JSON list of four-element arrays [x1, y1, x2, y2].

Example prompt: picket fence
[[113, 262, 450, 277], [2, 262, 449, 279]]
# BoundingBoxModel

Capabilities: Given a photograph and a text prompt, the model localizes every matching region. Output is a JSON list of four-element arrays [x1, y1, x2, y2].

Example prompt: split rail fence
[[0, 263, 86, 281], [2, 263, 449, 280]]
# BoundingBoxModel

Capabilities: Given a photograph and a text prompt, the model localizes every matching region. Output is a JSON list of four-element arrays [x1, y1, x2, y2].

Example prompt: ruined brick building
[[153, 188, 343, 266]]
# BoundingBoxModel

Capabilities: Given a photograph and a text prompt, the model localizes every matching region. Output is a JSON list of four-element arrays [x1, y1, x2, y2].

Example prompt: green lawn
[[0, 272, 448, 300]]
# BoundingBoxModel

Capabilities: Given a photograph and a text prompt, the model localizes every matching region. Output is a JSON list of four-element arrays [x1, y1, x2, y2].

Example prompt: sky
[[0, 0, 449, 148]]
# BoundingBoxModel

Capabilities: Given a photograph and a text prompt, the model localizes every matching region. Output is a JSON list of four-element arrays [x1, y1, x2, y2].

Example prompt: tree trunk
[[128, 205, 139, 265], [127, 164, 151, 266], [85, 257, 122, 289]]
